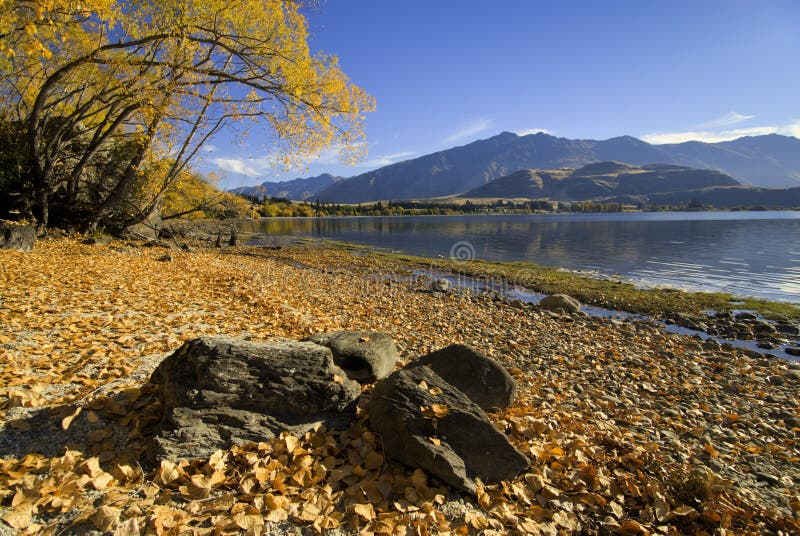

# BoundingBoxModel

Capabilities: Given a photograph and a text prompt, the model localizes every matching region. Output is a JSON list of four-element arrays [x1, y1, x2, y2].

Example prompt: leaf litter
[[0, 238, 798, 534]]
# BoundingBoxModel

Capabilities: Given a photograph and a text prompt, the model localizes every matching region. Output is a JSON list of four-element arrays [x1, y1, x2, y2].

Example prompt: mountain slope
[[316, 133, 800, 203], [462, 162, 741, 201], [231, 173, 343, 201]]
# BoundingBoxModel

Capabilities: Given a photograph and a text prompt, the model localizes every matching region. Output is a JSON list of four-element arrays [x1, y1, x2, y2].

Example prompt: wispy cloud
[[515, 128, 552, 136], [695, 111, 756, 129], [443, 118, 493, 144], [642, 120, 800, 145], [356, 151, 417, 168], [211, 157, 267, 177]]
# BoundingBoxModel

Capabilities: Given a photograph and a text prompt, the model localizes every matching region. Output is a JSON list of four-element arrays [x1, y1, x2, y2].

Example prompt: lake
[[240, 211, 800, 303]]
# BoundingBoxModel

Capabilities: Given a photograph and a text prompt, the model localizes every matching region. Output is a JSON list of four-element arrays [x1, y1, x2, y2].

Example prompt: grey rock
[[367, 366, 529, 495], [430, 278, 451, 293], [415, 344, 516, 411], [785, 347, 800, 357], [0, 223, 35, 252], [151, 337, 361, 460], [82, 236, 112, 246], [305, 331, 398, 383], [157, 254, 173, 262], [539, 294, 581, 314]]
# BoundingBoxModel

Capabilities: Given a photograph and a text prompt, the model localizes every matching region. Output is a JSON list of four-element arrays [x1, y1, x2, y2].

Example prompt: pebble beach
[[0, 238, 798, 534]]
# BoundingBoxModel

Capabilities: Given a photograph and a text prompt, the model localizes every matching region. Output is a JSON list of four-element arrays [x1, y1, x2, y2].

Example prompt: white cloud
[[443, 118, 493, 144], [211, 157, 267, 177], [641, 120, 800, 144], [356, 151, 417, 168], [515, 128, 552, 136], [696, 111, 756, 129]]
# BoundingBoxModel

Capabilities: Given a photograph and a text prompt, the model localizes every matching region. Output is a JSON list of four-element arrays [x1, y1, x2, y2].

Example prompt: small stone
[[157, 254, 173, 262], [539, 294, 581, 314], [430, 278, 451, 293], [754, 472, 781, 486]]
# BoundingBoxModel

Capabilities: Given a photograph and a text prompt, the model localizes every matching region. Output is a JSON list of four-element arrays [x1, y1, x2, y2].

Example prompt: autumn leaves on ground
[[1, 239, 799, 535]]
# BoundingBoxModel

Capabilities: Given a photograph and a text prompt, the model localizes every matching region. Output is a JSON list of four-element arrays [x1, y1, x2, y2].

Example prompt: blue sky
[[200, 0, 800, 189]]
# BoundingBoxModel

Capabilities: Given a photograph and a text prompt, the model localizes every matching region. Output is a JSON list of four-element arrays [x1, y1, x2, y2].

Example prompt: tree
[[0, 0, 374, 231]]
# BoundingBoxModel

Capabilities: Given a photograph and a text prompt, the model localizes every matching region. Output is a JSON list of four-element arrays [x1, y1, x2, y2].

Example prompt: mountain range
[[231, 173, 343, 201], [312, 132, 800, 203]]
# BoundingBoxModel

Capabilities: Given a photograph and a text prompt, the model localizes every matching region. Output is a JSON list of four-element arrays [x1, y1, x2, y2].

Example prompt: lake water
[[240, 211, 800, 303]]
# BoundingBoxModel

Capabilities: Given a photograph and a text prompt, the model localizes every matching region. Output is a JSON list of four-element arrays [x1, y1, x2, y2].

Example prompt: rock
[[430, 278, 451, 293], [753, 321, 777, 334], [122, 210, 162, 240], [539, 294, 581, 314], [157, 254, 173, 262], [151, 337, 361, 460], [0, 222, 35, 252], [785, 347, 800, 357], [304, 331, 398, 383], [415, 344, 516, 411], [754, 472, 781, 486], [777, 323, 800, 335], [757, 340, 778, 350], [367, 366, 529, 495], [82, 236, 112, 246], [735, 312, 758, 320]]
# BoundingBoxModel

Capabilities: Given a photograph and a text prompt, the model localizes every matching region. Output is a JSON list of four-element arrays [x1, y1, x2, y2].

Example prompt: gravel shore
[[0, 239, 798, 534]]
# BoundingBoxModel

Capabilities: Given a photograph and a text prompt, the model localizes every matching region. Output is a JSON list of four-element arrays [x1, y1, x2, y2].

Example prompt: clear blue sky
[[201, 0, 800, 189]]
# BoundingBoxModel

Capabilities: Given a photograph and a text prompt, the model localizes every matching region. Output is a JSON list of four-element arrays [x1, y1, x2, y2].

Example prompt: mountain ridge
[[315, 132, 800, 203], [230, 173, 343, 201]]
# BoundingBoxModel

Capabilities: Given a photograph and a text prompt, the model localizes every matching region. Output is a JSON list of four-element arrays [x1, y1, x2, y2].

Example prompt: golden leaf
[[428, 436, 442, 446], [92, 505, 120, 531], [353, 503, 375, 521], [1, 504, 32, 529]]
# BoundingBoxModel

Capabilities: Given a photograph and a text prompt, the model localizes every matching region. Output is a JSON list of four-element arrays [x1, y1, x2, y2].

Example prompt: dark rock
[[753, 321, 777, 334], [777, 324, 800, 336], [757, 340, 778, 350], [754, 472, 781, 486], [180, 244, 193, 253], [151, 337, 361, 460], [430, 278, 451, 293], [82, 236, 112, 246], [305, 331, 398, 383], [785, 347, 800, 357], [157, 254, 173, 262], [367, 366, 529, 495], [735, 312, 758, 321], [539, 294, 581, 314], [415, 344, 516, 411], [0, 223, 35, 252]]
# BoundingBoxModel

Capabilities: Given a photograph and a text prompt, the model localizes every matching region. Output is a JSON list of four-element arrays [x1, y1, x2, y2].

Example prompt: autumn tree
[[0, 0, 373, 231]]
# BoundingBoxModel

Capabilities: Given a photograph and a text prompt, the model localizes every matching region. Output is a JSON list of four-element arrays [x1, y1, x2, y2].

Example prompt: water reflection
[[240, 212, 800, 302]]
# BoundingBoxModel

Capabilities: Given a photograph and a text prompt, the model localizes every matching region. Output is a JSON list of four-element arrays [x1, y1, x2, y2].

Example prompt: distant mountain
[[316, 132, 800, 203], [462, 162, 741, 201], [231, 173, 343, 201]]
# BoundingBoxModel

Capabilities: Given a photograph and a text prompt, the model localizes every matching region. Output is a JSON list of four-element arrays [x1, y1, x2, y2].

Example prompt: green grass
[[314, 240, 800, 322]]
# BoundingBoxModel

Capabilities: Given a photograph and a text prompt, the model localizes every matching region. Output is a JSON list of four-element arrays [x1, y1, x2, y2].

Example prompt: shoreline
[[1, 238, 799, 533]]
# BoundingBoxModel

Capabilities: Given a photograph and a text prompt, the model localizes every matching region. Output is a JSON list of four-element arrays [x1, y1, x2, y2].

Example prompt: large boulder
[[305, 331, 397, 383], [415, 344, 516, 412], [367, 366, 529, 495], [539, 293, 581, 314], [0, 222, 35, 252], [151, 337, 361, 460]]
